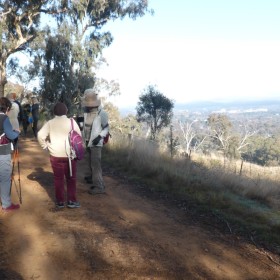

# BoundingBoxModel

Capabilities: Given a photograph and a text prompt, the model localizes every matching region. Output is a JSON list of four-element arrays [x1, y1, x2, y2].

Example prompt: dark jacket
[[22, 103, 31, 121], [31, 103, 39, 122]]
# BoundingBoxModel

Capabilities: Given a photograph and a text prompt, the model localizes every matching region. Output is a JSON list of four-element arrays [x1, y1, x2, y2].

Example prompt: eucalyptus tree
[[0, 0, 56, 96], [167, 124, 180, 158], [0, 0, 150, 97], [207, 113, 233, 163], [41, 31, 77, 109], [178, 119, 208, 156], [136, 85, 174, 140]]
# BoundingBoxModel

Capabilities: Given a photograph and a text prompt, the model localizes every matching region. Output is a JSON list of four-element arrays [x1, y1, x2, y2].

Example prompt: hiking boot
[[55, 202, 64, 209], [2, 203, 20, 211], [88, 187, 105, 195], [67, 201, 81, 208], [84, 176, 93, 184]]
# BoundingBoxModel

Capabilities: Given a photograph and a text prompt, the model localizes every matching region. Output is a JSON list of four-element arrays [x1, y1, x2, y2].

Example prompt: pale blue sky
[[97, 0, 280, 109]]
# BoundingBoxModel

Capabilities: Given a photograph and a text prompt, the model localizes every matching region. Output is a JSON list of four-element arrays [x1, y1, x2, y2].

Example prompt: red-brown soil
[[0, 137, 280, 280]]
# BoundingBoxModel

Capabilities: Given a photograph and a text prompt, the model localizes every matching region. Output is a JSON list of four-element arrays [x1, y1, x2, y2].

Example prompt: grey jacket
[[83, 107, 109, 148]]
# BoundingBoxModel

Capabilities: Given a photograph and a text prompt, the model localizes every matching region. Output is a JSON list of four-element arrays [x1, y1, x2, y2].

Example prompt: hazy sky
[[97, 0, 280, 109]]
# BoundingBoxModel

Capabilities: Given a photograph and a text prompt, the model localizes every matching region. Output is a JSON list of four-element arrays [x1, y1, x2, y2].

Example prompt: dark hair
[[0, 97, 12, 113], [53, 102, 68, 116]]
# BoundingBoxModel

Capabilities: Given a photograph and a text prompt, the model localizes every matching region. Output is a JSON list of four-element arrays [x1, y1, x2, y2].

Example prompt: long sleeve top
[[0, 113, 19, 155], [37, 115, 81, 157]]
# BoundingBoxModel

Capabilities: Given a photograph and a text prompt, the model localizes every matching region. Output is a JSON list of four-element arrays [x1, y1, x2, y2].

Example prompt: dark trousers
[[50, 156, 77, 203], [22, 119, 29, 135], [32, 120, 38, 137]]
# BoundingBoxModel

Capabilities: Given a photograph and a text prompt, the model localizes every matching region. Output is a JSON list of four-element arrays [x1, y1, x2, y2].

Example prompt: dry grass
[[103, 133, 280, 249]]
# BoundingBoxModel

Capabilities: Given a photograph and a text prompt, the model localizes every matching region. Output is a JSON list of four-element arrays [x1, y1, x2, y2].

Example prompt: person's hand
[[92, 135, 102, 146]]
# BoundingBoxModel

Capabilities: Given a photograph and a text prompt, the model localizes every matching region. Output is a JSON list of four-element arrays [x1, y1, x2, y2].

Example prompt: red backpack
[[103, 132, 110, 144], [101, 123, 111, 145], [97, 109, 111, 145]]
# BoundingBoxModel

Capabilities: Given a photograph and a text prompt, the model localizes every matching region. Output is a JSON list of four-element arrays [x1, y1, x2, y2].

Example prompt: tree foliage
[[167, 124, 180, 158], [0, 0, 151, 97], [136, 85, 174, 140], [242, 135, 280, 166], [207, 113, 232, 153], [0, 0, 52, 96]]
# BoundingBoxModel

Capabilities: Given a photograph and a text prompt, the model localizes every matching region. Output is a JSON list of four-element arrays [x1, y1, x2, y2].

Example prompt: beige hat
[[82, 89, 101, 107]]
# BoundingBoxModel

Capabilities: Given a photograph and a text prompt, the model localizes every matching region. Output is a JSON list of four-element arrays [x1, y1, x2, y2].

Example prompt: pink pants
[[50, 156, 77, 203]]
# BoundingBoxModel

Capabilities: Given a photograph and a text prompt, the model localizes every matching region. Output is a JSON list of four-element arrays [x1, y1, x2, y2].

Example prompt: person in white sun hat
[[81, 88, 109, 195]]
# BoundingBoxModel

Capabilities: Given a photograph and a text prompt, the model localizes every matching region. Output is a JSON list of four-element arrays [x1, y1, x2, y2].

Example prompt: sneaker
[[67, 201, 81, 208], [88, 187, 105, 195], [55, 202, 64, 209], [2, 203, 20, 211]]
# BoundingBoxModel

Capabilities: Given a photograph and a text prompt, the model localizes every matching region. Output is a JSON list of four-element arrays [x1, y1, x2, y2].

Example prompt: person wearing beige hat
[[81, 88, 109, 195]]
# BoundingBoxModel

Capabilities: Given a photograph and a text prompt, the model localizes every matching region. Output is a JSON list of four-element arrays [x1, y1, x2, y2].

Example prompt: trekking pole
[[16, 147, 22, 204], [9, 143, 22, 204], [10, 147, 16, 196]]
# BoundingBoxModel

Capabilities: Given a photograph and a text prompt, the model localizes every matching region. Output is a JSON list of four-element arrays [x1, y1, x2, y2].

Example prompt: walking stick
[[10, 142, 22, 204]]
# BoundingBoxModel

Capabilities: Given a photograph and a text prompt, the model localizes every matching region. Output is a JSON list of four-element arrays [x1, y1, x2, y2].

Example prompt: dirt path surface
[[0, 138, 280, 280]]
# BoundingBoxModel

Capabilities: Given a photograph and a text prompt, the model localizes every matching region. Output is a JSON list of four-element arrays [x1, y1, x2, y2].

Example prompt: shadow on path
[[0, 269, 24, 280], [27, 167, 54, 202]]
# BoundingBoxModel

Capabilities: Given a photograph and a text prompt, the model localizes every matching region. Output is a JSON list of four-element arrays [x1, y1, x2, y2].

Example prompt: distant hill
[[174, 99, 280, 113], [119, 98, 280, 116]]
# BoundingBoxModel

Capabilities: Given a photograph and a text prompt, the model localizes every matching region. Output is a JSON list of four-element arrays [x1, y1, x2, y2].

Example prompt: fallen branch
[[250, 235, 280, 266]]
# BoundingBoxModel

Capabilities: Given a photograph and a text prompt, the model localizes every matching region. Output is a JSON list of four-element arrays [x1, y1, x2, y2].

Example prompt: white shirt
[[7, 101, 20, 130]]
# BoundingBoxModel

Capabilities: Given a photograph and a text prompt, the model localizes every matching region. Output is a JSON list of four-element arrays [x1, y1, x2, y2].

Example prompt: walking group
[[0, 88, 109, 211]]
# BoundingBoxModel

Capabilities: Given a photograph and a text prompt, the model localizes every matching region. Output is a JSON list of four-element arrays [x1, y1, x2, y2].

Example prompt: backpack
[[103, 132, 111, 145], [99, 110, 111, 145], [0, 115, 11, 145], [68, 118, 85, 160], [0, 133, 10, 145], [101, 123, 111, 145]]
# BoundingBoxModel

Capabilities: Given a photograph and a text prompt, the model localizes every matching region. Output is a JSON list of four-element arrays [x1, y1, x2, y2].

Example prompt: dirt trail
[[0, 137, 280, 280]]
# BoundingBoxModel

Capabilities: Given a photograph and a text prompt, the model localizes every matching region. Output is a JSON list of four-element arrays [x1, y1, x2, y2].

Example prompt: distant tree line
[[172, 113, 280, 166], [134, 87, 280, 166]]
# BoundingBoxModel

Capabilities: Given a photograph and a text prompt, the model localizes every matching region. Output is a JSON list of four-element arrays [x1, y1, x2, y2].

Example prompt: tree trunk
[[0, 79, 6, 97], [0, 60, 7, 97], [0, 83, 5, 97]]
